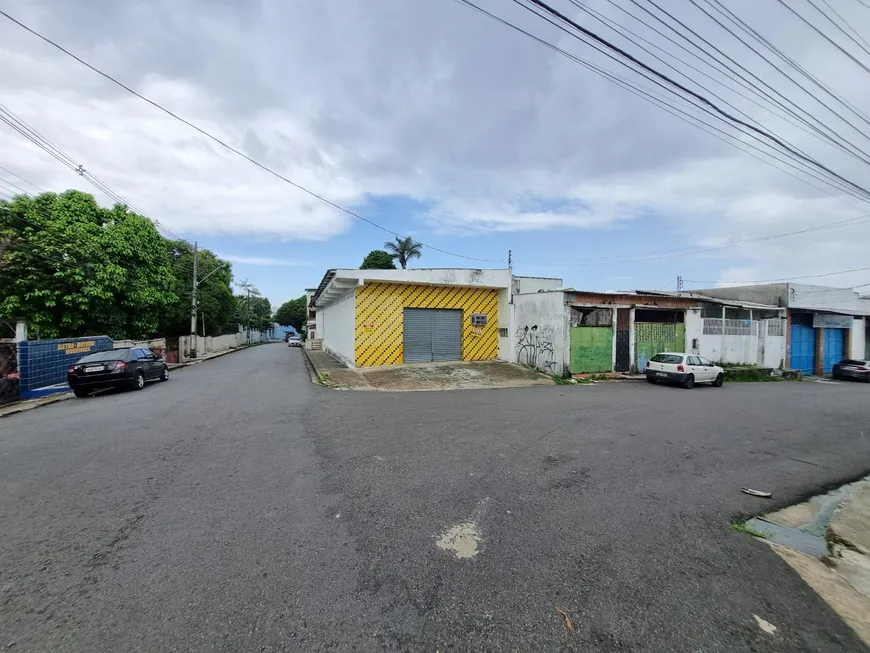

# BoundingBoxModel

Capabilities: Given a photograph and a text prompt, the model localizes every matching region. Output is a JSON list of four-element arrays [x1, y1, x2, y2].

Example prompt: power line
[[619, 0, 862, 158], [0, 105, 192, 246], [572, 0, 870, 167], [516, 0, 870, 200], [452, 0, 870, 211], [700, 0, 870, 141], [775, 0, 870, 75], [517, 214, 870, 266], [0, 8, 503, 265], [457, 0, 870, 206], [0, 165, 45, 193], [684, 265, 870, 285], [0, 177, 31, 197], [811, 0, 870, 55]]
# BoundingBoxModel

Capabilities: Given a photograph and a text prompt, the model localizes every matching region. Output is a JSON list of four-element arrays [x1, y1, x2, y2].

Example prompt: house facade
[[308, 268, 513, 367], [512, 289, 702, 375], [696, 283, 870, 375]]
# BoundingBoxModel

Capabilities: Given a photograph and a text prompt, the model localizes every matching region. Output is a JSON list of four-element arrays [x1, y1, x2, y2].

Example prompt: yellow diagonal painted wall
[[354, 282, 499, 367]]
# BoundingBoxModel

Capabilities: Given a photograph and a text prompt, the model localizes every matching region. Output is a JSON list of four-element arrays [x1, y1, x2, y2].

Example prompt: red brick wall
[[570, 292, 697, 309]]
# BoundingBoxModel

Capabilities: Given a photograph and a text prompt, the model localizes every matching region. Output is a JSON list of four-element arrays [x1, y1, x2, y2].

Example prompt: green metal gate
[[570, 327, 613, 373], [635, 323, 685, 370]]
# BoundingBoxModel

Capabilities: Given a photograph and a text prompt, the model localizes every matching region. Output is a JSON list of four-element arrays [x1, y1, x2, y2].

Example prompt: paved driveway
[[1, 345, 869, 651]]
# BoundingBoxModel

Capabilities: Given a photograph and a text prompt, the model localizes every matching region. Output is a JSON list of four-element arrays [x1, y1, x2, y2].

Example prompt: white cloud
[[217, 254, 309, 267], [1, 0, 869, 286]]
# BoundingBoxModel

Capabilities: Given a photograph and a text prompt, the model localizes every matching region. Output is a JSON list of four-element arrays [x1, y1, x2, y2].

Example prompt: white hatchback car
[[644, 352, 725, 389]]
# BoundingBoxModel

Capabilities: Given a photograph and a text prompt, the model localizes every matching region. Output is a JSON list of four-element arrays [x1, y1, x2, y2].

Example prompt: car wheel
[[712, 373, 724, 387], [160, 366, 170, 382], [131, 371, 145, 391], [683, 374, 695, 389], [72, 387, 89, 398], [646, 376, 657, 384]]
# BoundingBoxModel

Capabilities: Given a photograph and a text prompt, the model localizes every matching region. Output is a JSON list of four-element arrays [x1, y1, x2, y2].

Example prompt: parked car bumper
[[833, 370, 870, 382], [67, 371, 134, 389], [646, 370, 689, 383]]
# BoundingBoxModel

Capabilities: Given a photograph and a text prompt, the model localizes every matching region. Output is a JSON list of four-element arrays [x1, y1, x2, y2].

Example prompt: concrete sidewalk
[[303, 348, 554, 391], [756, 475, 870, 645]]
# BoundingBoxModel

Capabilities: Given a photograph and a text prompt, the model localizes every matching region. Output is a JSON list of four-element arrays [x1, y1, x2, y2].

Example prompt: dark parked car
[[67, 347, 169, 397], [832, 359, 870, 382]]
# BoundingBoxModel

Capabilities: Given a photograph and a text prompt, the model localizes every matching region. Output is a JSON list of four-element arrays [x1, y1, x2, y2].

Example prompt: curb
[[0, 392, 73, 419], [168, 344, 258, 370], [300, 347, 323, 385]]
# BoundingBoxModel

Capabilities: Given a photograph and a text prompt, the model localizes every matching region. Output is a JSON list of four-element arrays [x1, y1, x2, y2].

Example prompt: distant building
[[692, 283, 870, 375]]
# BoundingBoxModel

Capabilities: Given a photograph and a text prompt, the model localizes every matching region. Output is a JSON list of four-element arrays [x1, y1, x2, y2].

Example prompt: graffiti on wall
[[516, 324, 557, 373]]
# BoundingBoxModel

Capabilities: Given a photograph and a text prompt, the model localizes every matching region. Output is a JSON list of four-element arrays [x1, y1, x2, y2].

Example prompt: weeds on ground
[[724, 367, 783, 382], [729, 520, 772, 539], [551, 375, 573, 385]]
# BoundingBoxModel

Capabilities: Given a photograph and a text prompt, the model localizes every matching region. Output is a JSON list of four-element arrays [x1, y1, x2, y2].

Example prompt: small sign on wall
[[470, 327, 483, 337], [812, 314, 853, 329], [363, 323, 376, 332]]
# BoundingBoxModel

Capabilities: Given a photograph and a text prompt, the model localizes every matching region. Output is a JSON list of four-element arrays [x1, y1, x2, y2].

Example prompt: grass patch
[[724, 367, 780, 382], [551, 375, 573, 385], [729, 519, 772, 539]]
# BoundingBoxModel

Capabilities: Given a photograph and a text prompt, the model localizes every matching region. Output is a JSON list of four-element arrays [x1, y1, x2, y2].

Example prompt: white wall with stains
[[512, 291, 567, 376], [319, 290, 356, 366], [852, 318, 866, 359]]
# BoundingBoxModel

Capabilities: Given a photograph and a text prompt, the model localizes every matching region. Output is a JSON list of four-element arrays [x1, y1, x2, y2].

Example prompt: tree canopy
[[384, 236, 422, 269], [0, 190, 239, 340], [159, 240, 236, 337], [360, 249, 396, 270], [0, 191, 176, 339], [274, 295, 307, 332]]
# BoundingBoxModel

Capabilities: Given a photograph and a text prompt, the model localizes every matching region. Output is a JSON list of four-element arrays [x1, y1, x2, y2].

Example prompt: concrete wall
[[694, 284, 788, 307], [685, 309, 702, 355], [332, 268, 511, 290], [763, 332, 786, 368], [513, 276, 563, 294], [113, 338, 166, 353], [789, 283, 870, 316], [319, 290, 356, 365], [512, 291, 567, 375], [852, 318, 866, 359]]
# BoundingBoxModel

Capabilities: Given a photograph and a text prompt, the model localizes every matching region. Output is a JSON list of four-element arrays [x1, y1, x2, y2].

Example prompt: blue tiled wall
[[20, 336, 113, 397]]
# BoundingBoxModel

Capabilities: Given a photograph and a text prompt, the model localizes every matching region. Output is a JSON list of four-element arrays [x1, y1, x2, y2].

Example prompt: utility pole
[[508, 249, 512, 271], [677, 275, 683, 292], [190, 241, 198, 358]]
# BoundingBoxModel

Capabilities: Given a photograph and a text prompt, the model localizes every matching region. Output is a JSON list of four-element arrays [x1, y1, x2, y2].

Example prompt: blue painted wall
[[19, 336, 113, 398]]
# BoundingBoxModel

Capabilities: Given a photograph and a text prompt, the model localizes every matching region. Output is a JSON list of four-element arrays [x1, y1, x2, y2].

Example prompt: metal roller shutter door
[[403, 308, 434, 363], [432, 309, 462, 361]]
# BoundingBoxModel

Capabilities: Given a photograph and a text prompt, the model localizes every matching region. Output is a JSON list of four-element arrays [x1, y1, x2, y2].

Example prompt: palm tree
[[384, 236, 422, 269]]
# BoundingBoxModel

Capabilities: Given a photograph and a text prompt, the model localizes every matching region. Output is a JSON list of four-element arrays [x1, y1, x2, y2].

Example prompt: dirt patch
[[345, 361, 554, 391]]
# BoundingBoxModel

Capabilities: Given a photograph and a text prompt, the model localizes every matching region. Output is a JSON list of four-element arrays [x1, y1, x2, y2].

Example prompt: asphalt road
[[2, 344, 869, 652]]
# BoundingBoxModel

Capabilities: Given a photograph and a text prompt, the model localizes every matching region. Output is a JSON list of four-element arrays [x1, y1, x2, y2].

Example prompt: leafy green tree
[[233, 282, 272, 333], [0, 190, 176, 339], [384, 236, 422, 269], [360, 249, 396, 270], [274, 296, 307, 332], [159, 240, 235, 337]]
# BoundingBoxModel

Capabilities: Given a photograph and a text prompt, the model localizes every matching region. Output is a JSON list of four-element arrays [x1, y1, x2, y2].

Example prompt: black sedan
[[832, 359, 870, 382], [67, 347, 169, 397]]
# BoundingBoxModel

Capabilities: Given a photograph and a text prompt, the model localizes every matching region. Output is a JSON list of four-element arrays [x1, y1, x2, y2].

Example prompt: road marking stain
[[753, 614, 777, 634], [436, 498, 489, 559]]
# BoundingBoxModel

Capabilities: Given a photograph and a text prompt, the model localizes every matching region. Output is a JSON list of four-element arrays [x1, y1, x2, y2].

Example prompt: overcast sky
[[2, 0, 870, 308]]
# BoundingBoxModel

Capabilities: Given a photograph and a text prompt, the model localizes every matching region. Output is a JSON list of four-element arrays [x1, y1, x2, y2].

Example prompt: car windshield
[[650, 353, 683, 364], [77, 350, 127, 363]]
